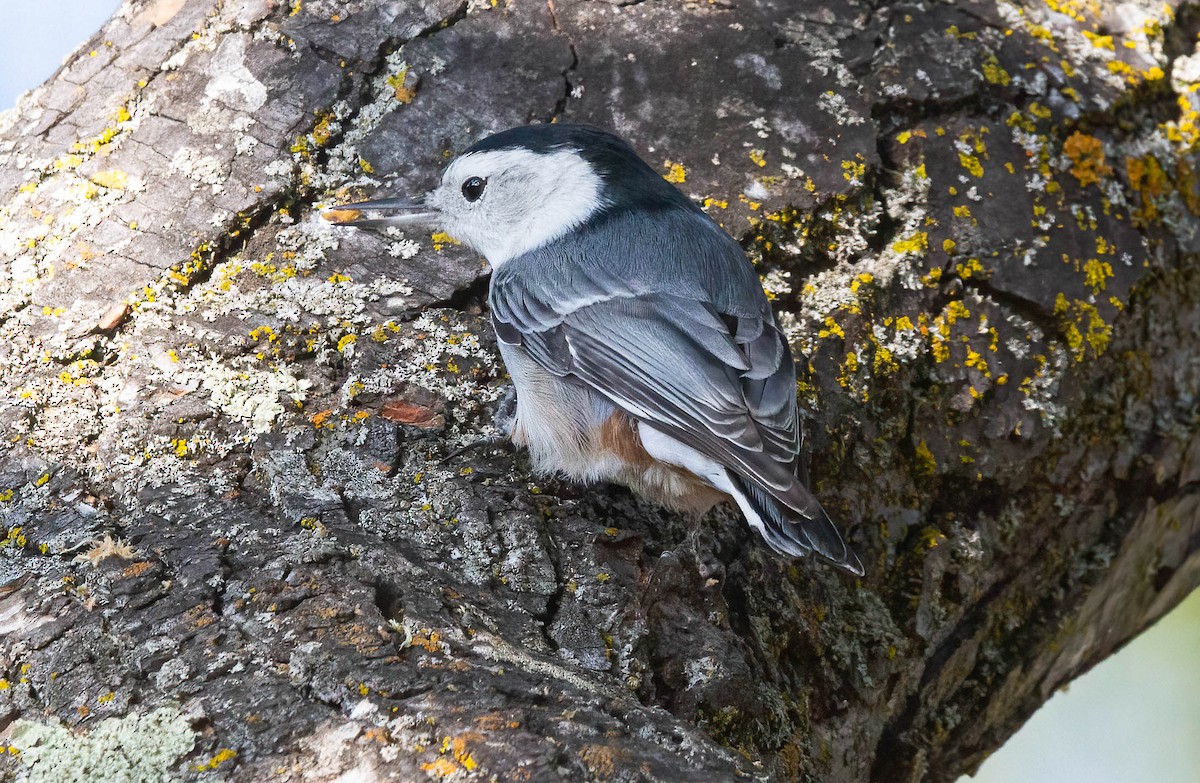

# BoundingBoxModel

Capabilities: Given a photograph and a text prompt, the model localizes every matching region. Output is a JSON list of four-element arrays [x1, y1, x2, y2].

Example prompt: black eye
[[461, 176, 486, 202]]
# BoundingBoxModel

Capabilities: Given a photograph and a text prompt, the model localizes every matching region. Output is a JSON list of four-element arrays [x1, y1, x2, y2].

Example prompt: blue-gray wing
[[499, 289, 801, 471], [489, 208, 856, 569]]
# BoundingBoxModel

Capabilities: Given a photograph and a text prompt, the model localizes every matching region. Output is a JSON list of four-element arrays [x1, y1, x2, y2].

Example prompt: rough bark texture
[[0, 0, 1198, 781]]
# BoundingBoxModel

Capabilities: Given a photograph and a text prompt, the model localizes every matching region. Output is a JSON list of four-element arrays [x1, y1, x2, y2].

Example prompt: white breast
[[498, 342, 625, 482]]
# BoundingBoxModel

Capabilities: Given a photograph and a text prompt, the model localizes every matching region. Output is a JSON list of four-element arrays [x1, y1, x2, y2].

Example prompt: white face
[[425, 148, 608, 267]]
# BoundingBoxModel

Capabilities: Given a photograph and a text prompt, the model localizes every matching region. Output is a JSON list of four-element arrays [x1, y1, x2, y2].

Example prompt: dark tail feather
[[729, 474, 864, 576]]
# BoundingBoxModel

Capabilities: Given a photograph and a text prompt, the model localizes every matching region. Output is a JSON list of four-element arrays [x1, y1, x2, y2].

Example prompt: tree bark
[[0, 0, 1198, 780]]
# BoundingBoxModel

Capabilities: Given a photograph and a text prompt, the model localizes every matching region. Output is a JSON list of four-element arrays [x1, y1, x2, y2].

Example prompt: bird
[[325, 124, 863, 576]]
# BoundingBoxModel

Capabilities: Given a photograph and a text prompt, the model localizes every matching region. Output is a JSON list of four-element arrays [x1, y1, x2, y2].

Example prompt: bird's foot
[[683, 524, 725, 587], [646, 528, 725, 591], [442, 435, 515, 463], [493, 384, 517, 437], [441, 386, 519, 464]]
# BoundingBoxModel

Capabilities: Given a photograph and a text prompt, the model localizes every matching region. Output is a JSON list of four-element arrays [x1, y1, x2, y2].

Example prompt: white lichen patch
[[0, 92, 153, 305], [185, 360, 312, 433], [1019, 343, 1070, 433], [684, 656, 722, 688], [732, 54, 782, 90], [186, 219, 415, 328], [871, 319, 926, 366], [275, 217, 341, 273], [115, 424, 245, 487], [759, 269, 792, 301], [168, 148, 228, 193], [222, 276, 367, 324], [160, 6, 238, 72], [203, 34, 269, 113], [385, 227, 422, 260], [8, 705, 196, 783], [316, 447, 395, 506], [264, 158, 295, 179], [887, 162, 932, 235], [777, 17, 857, 88], [817, 89, 866, 126]]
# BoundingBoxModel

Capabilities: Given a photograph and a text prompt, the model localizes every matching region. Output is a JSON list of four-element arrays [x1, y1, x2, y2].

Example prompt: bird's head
[[324, 124, 694, 266]]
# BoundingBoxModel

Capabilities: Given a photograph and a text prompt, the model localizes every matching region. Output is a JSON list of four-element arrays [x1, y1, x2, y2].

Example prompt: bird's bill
[[322, 197, 438, 229]]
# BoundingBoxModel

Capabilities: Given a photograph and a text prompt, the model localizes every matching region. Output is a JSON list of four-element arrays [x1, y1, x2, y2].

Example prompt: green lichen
[[914, 440, 937, 477], [8, 705, 197, 783]]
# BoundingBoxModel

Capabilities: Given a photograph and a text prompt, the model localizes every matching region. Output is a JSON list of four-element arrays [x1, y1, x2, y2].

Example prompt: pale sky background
[[0, 0, 121, 106], [0, 2, 1197, 782]]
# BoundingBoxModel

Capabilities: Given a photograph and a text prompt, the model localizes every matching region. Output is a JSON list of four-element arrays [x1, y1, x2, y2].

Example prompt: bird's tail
[[727, 473, 864, 576]]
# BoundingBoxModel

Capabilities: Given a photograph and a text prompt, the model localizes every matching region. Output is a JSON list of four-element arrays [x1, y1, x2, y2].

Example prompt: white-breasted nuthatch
[[326, 124, 863, 575]]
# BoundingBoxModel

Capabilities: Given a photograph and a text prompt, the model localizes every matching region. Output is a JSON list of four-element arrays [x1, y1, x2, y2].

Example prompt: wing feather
[[491, 209, 800, 480], [490, 207, 855, 568]]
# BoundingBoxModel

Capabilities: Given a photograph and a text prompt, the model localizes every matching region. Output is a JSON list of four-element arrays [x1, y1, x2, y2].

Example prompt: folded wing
[[490, 208, 859, 572]]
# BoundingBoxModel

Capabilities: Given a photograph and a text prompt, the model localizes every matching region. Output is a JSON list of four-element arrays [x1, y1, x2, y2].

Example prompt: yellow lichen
[[1081, 30, 1114, 50], [1007, 110, 1036, 133], [945, 300, 971, 323], [891, 231, 928, 255], [850, 272, 875, 293], [1054, 293, 1112, 361], [1106, 59, 1135, 80], [873, 344, 898, 374], [1063, 132, 1112, 187], [818, 316, 844, 340], [1082, 258, 1113, 293], [1125, 154, 1170, 222], [956, 257, 984, 279], [386, 65, 417, 104], [249, 326, 278, 343], [841, 158, 866, 182], [1043, 0, 1087, 23], [837, 351, 860, 391], [958, 152, 984, 178], [914, 440, 937, 476], [196, 749, 237, 772], [91, 170, 129, 190], [662, 161, 687, 183], [311, 112, 335, 147], [982, 55, 1011, 86], [431, 232, 458, 250]]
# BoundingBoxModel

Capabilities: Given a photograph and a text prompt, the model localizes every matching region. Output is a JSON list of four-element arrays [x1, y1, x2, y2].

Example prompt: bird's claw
[[441, 435, 515, 464], [441, 386, 519, 464]]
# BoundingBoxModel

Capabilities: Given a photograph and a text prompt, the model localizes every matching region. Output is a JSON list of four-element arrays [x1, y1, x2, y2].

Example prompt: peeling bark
[[0, 0, 1198, 781]]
